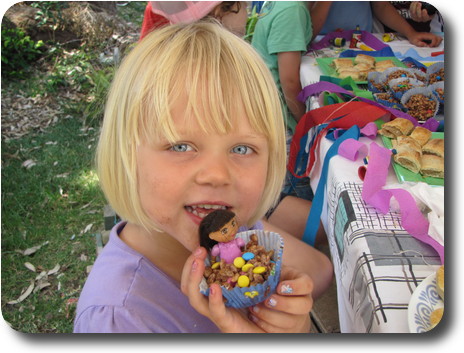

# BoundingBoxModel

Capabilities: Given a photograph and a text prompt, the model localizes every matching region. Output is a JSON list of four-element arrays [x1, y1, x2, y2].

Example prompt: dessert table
[[297, 33, 445, 333]]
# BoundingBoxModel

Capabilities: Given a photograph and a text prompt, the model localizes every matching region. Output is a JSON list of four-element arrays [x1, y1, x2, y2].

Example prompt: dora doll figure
[[199, 210, 244, 264]]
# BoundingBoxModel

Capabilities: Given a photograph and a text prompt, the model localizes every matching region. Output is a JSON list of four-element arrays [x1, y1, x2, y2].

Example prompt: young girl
[[74, 22, 332, 333]]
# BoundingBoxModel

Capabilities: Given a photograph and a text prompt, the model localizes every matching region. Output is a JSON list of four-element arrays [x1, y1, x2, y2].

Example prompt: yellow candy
[[237, 275, 250, 288], [233, 257, 245, 268], [241, 263, 254, 272], [253, 266, 266, 274], [211, 262, 220, 269]]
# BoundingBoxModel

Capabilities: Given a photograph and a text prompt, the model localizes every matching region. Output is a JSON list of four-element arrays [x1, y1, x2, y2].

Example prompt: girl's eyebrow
[[170, 131, 266, 140]]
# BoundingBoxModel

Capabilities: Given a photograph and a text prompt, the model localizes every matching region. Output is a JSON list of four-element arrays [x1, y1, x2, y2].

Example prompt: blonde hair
[[96, 21, 286, 231]]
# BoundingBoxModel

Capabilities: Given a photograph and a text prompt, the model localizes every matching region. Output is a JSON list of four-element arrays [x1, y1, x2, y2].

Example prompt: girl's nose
[[195, 153, 232, 187]]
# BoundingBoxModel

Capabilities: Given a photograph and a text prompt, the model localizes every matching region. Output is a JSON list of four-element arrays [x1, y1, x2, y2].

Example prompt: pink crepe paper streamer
[[338, 139, 368, 161], [361, 142, 444, 263], [360, 122, 378, 139]]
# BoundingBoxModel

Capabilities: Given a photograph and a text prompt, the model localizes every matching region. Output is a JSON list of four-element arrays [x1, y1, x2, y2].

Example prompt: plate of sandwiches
[[378, 118, 444, 186], [408, 266, 444, 333], [316, 54, 406, 83]]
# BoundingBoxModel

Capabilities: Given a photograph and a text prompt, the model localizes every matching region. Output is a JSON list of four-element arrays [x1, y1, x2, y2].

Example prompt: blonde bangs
[[139, 21, 283, 145]]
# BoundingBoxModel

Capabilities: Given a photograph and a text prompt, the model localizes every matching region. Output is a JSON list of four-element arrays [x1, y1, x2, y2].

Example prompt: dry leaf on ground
[[7, 281, 35, 305], [16, 241, 50, 256]]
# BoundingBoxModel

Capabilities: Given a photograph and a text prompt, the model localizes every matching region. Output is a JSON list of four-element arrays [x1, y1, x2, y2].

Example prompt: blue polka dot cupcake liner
[[199, 230, 284, 309]]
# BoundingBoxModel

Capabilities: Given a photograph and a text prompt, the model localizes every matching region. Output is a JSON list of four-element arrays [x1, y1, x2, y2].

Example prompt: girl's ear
[[210, 1, 241, 20]]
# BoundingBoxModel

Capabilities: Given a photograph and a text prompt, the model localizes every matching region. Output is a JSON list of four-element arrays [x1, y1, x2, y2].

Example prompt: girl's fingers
[[249, 304, 311, 333], [245, 264, 314, 332], [180, 247, 210, 317], [207, 283, 232, 327], [278, 266, 314, 296], [263, 292, 313, 316]]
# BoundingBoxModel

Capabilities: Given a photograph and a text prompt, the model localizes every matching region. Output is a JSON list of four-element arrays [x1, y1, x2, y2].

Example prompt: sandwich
[[332, 58, 354, 71], [420, 154, 444, 178], [354, 54, 375, 67], [410, 126, 432, 146], [378, 118, 415, 138], [422, 138, 444, 158], [375, 59, 396, 72]]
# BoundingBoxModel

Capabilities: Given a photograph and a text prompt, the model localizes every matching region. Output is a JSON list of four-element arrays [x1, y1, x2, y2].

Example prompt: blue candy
[[242, 252, 255, 261]]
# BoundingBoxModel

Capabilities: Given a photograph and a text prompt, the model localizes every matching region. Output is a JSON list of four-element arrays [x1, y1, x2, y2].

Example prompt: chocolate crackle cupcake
[[411, 68, 428, 83], [383, 67, 416, 82], [401, 87, 439, 122], [388, 77, 425, 100], [198, 210, 283, 308], [427, 62, 444, 84], [367, 71, 387, 93], [374, 92, 404, 111]]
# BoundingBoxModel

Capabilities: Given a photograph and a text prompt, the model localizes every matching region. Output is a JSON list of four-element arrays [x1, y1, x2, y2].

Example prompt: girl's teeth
[[187, 204, 228, 218]]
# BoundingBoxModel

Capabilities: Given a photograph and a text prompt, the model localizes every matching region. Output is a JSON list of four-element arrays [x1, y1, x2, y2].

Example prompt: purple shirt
[[74, 221, 262, 333]]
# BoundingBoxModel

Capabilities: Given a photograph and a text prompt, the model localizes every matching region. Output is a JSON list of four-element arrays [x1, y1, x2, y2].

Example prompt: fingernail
[[191, 259, 198, 273], [252, 305, 259, 313], [267, 296, 277, 307], [280, 283, 293, 294], [248, 314, 258, 323], [194, 247, 202, 257]]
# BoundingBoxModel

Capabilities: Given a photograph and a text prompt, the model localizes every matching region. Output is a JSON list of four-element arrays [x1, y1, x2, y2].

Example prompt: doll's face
[[208, 217, 238, 243]]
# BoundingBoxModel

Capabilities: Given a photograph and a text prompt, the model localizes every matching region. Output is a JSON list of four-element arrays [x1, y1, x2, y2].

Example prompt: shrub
[[1, 26, 45, 79]]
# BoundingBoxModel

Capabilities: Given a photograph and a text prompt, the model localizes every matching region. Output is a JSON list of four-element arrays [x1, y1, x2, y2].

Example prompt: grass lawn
[[1, 1, 146, 333], [1, 113, 106, 332]]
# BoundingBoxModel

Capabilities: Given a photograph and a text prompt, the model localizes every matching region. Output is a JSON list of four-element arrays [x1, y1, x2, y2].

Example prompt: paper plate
[[408, 273, 444, 333]]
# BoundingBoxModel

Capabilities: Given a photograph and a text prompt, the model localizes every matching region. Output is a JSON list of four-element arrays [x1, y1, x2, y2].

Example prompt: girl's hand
[[181, 246, 265, 333], [247, 266, 313, 333], [181, 248, 313, 333]]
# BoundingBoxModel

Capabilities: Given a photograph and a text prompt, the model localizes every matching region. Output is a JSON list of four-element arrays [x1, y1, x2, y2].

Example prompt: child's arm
[[308, 1, 333, 39], [372, 1, 442, 47], [277, 51, 306, 123], [181, 247, 313, 333]]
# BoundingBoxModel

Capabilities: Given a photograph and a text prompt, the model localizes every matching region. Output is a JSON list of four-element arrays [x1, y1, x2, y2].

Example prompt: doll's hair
[[199, 209, 236, 250], [96, 21, 286, 232]]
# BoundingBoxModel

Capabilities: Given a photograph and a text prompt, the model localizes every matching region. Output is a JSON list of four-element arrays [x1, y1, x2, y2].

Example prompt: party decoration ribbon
[[352, 141, 444, 263]]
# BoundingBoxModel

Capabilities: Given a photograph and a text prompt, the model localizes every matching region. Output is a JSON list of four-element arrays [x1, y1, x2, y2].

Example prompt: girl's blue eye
[[232, 145, 253, 155], [170, 144, 192, 152]]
